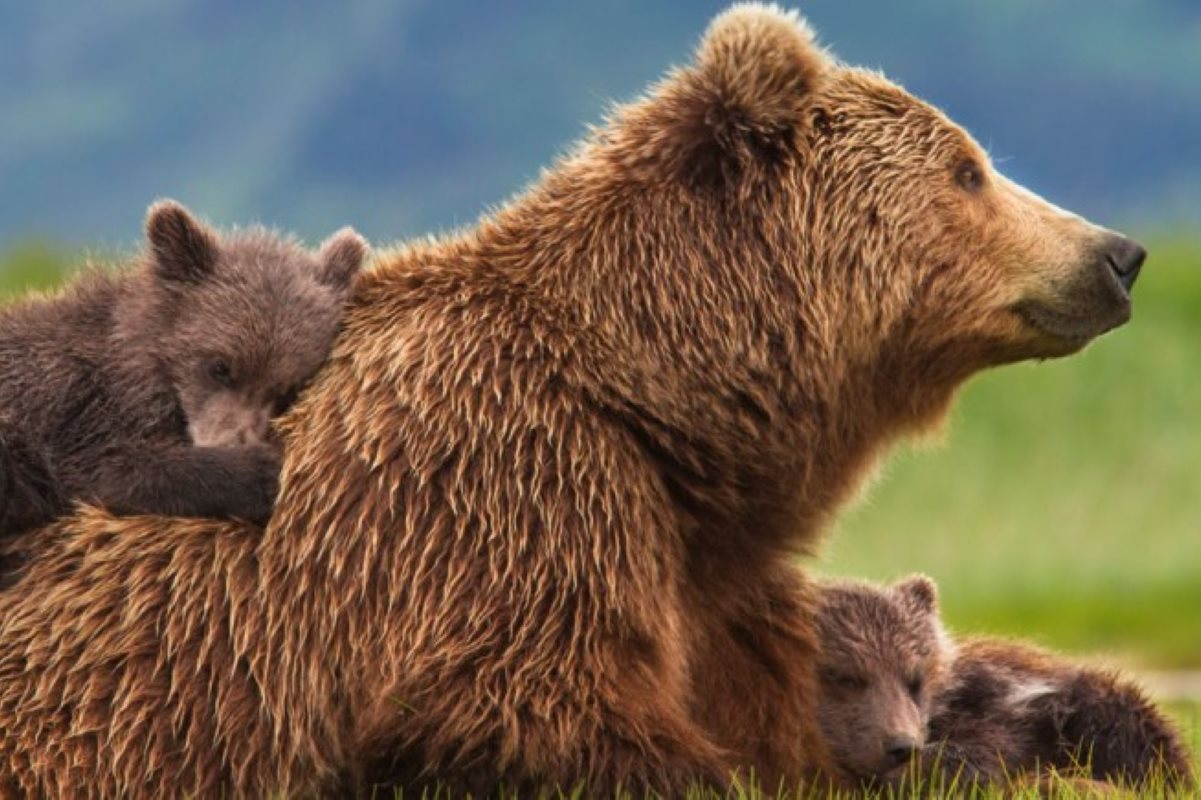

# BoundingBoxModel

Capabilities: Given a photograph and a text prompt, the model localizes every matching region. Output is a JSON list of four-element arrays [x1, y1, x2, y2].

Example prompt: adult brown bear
[[0, 4, 1143, 796]]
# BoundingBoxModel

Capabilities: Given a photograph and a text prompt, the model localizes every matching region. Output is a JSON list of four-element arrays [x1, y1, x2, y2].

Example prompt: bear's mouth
[[1011, 290, 1131, 354], [1011, 244, 1137, 354], [838, 757, 912, 787], [1012, 302, 1096, 348]]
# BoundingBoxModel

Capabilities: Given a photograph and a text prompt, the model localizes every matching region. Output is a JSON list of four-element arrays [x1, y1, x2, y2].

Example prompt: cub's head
[[615, 4, 1142, 421], [816, 574, 951, 784], [141, 200, 368, 449]]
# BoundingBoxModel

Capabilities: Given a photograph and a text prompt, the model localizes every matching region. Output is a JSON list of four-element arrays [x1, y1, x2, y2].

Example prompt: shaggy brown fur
[[0, 201, 366, 548], [0, 5, 1145, 795], [930, 639, 1194, 791], [815, 576, 1194, 792]]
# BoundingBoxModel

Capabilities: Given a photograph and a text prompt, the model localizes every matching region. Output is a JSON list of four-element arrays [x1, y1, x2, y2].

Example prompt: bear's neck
[[466, 166, 968, 569]]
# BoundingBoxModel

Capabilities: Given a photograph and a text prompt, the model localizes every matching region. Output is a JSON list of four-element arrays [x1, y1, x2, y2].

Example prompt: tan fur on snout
[[826, 674, 926, 780], [878, 680, 926, 754], [187, 393, 275, 447], [939, 157, 1133, 356], [990, 175, 1104, 288]]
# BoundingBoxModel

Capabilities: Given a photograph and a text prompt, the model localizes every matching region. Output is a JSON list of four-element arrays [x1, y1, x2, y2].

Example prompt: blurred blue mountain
[[1, 0, 1198, 251]]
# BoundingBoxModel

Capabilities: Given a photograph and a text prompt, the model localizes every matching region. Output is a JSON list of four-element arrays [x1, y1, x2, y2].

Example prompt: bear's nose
[[884, 735, 919, 767], [1102, 235, 1146, 292]]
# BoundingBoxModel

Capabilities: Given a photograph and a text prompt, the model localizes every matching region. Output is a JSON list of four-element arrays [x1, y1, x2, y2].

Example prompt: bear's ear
[[317, 227, 369, 291], [662, 4, 830, 183], [145, 200, 220, 284], [894, 574, 939, 616], [695, 4, 828, 130]]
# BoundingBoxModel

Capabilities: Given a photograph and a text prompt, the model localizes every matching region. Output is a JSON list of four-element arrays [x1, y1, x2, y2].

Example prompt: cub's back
[[0, 269, 130, 436]]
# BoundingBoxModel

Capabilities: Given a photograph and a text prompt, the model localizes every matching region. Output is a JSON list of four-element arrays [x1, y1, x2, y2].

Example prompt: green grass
[[0, 240, 76, 298], [818, 239, 1201, 669], [385, 704, 1201, 796]]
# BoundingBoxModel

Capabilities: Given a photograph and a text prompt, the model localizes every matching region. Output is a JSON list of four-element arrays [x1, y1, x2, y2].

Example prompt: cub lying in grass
[[0, 200, 366, 544], [815, 574, 1195, 792]]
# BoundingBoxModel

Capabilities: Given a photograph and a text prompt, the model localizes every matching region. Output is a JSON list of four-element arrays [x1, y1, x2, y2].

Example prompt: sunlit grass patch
[[0, 241, 75, 297]]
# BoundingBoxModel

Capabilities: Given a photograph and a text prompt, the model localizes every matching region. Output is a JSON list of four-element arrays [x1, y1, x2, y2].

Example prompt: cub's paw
[[235, 444, 283, 526]]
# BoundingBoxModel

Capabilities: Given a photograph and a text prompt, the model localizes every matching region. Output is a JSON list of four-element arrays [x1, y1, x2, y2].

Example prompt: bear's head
[[136, 200, 368, 449], [815, 574, 950, 784], [604, 4, 1142, 434]]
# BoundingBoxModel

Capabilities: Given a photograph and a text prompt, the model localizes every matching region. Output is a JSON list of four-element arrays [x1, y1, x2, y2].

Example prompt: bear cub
[[816, 575, 1194, 791], [0, 200, 367, 541]]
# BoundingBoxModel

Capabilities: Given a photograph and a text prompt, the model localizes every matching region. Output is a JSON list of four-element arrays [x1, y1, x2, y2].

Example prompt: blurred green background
[[1, 0, 1197, 708], [2, 1, 1199, 248], [818, 240, 1200, 671]]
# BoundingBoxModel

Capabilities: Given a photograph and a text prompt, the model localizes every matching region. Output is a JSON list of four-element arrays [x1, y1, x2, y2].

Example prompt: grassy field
[[0, 241, 78, 298], [2, 237, 1198, 792]]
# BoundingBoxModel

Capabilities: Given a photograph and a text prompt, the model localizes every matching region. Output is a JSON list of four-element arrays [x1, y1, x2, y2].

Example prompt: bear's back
[[0, 264, 183, 484]]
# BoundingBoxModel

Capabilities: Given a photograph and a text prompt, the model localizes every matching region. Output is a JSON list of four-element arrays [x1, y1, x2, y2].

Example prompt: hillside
[[1, 0, 1199, 252]]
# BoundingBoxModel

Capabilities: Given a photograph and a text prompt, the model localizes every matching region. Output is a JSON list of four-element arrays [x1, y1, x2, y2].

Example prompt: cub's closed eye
[[955, 159, 985, 193], [208, 359, 234, 387], [907, 676, 924, 697], [820, 669, 869, 692]]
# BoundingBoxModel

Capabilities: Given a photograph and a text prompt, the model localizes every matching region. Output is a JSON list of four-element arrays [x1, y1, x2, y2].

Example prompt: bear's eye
[[820, 668, 869, 693], [208, 359, 234, 388], [955, 159, 985, 193], [907, 675, 924, 698], [813, 110, 833, 136], [812, 110, 848, 138]]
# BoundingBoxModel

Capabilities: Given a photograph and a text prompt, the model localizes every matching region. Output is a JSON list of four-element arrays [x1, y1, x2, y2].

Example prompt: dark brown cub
[[815, 575, 1194, 791], [0, 201, 366, 549]]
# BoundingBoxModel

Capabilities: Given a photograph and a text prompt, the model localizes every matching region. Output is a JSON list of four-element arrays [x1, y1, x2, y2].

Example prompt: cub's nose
[[884, 735, 919, 768], [1102, 235, 1146, 292]]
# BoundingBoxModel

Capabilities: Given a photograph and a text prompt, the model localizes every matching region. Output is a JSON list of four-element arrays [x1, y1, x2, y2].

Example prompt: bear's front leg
[[344, 406, 737, 794], [685, 561, 834, 791], [358, 633, 733, 796]]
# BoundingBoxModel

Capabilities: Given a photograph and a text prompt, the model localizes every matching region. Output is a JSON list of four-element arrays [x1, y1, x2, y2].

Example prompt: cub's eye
[[273, 386, 302, 416], [955, 159, 985, 193], [821, 668, 869, 693], [208, 359, 234, 387], [907, 676, 924, 698]]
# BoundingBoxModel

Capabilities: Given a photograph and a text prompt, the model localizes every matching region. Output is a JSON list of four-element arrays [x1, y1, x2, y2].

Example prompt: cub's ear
[[317, 227, 369, 291], [894, 574, 939, 616], [655, 4, 830, 185], [145, 200, 219, 284]]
